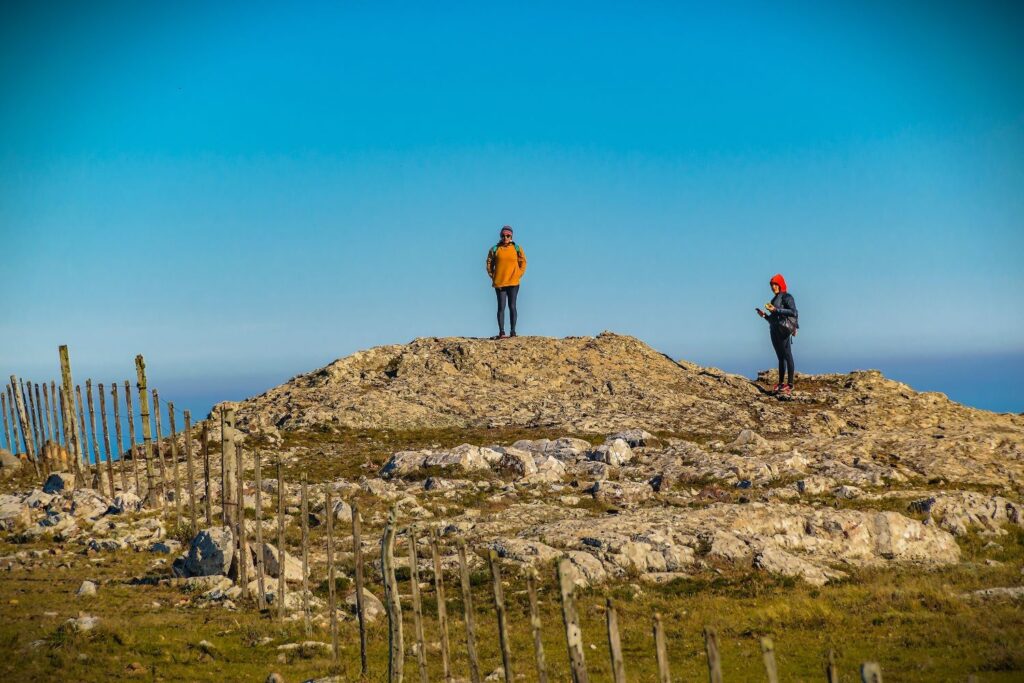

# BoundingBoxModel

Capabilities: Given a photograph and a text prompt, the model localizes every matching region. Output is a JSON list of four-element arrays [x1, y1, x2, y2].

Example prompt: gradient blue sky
[[2, 1, 1023, 415]]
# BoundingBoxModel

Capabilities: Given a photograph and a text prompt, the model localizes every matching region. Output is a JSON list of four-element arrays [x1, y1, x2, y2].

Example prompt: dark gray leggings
[[770, 327, 794, 385], [495, 285, 519, 334]]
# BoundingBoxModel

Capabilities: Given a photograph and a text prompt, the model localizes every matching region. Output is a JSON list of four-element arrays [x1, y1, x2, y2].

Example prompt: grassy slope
[[1, 427, 1022, 681]]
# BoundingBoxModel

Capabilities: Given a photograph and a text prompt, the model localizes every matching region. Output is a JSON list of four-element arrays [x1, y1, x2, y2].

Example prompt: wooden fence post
[[134, 357, 158, 507], [606, 598, 625, 683], [1, 392, 9, 452], [110, 384, 127, 494], [236, 445, 248, 597], [860, 662, 882, 683], [761, 636, 779, 683], [352, 501, 368, 677], [167, 402, 183, 526], [429, 529, 453, 682], [221, 406, 237, 530], [123, 380, 140, 493], [74, 385, 91, 479], [705, 627, 723, 683], [325, 489, 339, 663], [825, 649, 839, 683], [252, 449, 268, 610], [49, 381, 60, 447], [408, 525, 429, 683], [457, 541, 482, 683], [491, 550, 515, 683], [85, 380, 102, 489], [201, 422, 212, 526], [300, 473, 311, 636], [97, 383, 116, 497], [43, 382, 54, 446], [26, 381, 40, 451], [558, 557, 589, 683], [184, 410, 196, 531], [10, 376, 40, 478], [276, 456, 286, 620], [152, 390, 170, 512], [381, 505, 404, 683], [527, 568, 549, 683], [4, 386, 17, 453], [57, 387, 75, 474], [653, 613, 670, 683], [34, 382, 47, 447]]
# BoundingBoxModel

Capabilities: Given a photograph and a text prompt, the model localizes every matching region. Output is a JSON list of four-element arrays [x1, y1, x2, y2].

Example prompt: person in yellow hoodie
[[485, 225, 527, 339]]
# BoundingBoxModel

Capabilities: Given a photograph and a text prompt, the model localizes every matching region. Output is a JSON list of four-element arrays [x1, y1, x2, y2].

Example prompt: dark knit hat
[[500, 225, 513, 235]]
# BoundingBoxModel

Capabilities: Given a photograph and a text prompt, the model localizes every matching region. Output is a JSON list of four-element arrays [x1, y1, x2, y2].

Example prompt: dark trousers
[[495, 285, 519, 334], [770, 327, 794, 386]]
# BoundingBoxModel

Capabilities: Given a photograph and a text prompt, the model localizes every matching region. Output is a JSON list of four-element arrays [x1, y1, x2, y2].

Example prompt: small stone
[[76, 580, 97, 597]]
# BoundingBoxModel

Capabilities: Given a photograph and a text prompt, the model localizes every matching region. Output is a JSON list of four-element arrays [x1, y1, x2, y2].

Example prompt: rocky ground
[[0, 333, 1022, 681]]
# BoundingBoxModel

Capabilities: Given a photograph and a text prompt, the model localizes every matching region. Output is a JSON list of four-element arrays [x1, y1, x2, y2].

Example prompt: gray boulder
[[184, 527, 235, 577]]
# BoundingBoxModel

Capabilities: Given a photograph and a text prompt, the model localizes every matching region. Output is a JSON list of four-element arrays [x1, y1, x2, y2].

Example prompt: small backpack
[[490, 242, 522, 258]]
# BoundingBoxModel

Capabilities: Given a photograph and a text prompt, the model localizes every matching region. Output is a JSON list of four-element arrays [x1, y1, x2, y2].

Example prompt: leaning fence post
[[526, 567, 549, 683], [325, 488, 339, 663], [184, 410, 196, 531], [860, 662, 882, 683], [457, 541, 481, 683], [558, 557, 589, 683], [653, 613, 670, 683], [825, 649, 839, 683], [201, 422, 212, 525], [97, 384, 115, 496], [33, 383, 47, 449], [352, 501, 368, 677], [408, 525, 429, 683], [276, 455, 286, 620], [110, 383, 128, 492], [26, 380, 40, 453], [11, 375, 40, 478], [167, 402, 183, 526], [74, 385, 91, 478], [300, 473, 311, 636], [705, 627, 723, 683], [429, 529, 453, 682], [134, 357, 158, 507], [606, 598, 625, 683], [252, 449, 268, 610], [490, 550, 515, 683], [0, 392, 9, 452], [761, 636, 779, 683], [381, 505, 404, 683]]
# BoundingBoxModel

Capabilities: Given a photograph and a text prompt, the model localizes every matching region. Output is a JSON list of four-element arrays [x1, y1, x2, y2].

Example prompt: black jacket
[[767, 292, 798, 333]]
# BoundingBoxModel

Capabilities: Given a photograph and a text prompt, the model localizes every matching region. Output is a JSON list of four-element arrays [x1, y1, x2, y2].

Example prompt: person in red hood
[[756, 274, 799, 395]]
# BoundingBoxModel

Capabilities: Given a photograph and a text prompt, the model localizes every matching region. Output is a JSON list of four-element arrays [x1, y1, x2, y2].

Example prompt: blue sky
[[2, 1, 1022, 414]]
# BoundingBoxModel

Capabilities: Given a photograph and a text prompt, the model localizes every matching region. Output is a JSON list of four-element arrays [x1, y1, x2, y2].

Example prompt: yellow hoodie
[[486, 242, 527, 288]]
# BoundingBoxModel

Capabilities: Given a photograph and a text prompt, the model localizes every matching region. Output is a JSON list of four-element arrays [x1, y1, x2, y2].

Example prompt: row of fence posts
[[4, 348, 909, 682]]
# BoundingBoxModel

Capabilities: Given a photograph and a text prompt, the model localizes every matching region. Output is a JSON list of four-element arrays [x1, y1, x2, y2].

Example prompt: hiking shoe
[[510, 332, 518, 338], [781, 384, 792, 396], [490, 333, 507, 340], [771, 384, 782, 394]]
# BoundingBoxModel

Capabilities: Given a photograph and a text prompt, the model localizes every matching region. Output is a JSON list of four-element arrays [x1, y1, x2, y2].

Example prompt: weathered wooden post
[[825, 649, 839, 683], [201, 422, 212, 525], [135, 357, 158, 507], [381, 505, 403, 683], [110, 384, 128, 493], [26, 381, 40, 450], [300, 473, 311, 636], [97, 383, 116, 497], [86, 380, 101, 478], [152, 390, 170, 511], [167, 402, 183, 525], [74, 385, 91, 476], [252, 449, 268, 610], [558, 557, 588, 683], [860, 662, 882, 683], [0, 392, 9, 452], [352, 501, 368, 677], [50, 381, 61, 447], [44, 382, 55, 445], [221, 406, 237, 530], [124, 380, 141, 493], [525, 567, 549, 683], [407, 526, 429, 683], [704, 627, 723, 683], [4, 386, 17, 453], [184, 410, 197, 531], [11, 375, 40, 478], [490, 549, 515, 683], [653, 613, 670, 683], [457, 541, 482, 683], [429, 529, 453, 682], [33, 382, 47, 447], [56, 387, 71, 470], [761, 636, 778, 683], [606, 598, 625, 683], [325, 489, 339, 663], [236, 444, 248, 597], [276, 455, 286, 620]]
